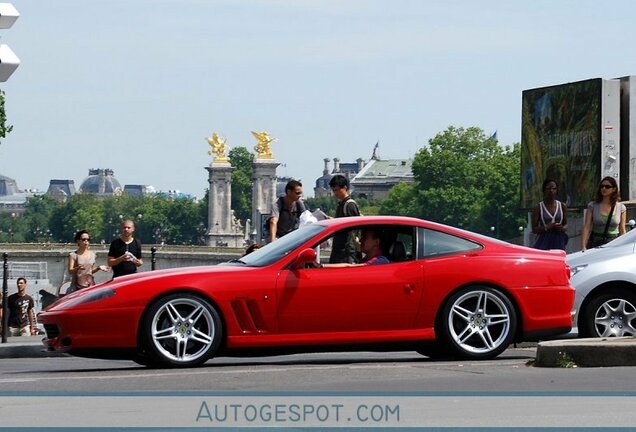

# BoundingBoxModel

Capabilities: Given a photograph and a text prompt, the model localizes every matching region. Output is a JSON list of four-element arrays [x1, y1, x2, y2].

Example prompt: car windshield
[[232, 225, 326, 267]]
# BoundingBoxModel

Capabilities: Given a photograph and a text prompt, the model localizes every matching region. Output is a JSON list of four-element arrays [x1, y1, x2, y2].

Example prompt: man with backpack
[[269, 179, 306, 242]]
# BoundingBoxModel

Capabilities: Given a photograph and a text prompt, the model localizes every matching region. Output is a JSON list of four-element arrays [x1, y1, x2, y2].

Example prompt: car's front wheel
[[438, 286, 516, 360], [579, 288, 636, 338], [140, 293, 222, 368]]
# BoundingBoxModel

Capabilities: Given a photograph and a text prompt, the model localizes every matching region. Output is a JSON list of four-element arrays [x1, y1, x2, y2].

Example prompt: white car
[[567, 229, 636, 337]]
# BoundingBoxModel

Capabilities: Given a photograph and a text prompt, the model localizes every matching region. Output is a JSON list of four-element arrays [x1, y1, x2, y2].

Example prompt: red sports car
[[38, 216, 573, 367]]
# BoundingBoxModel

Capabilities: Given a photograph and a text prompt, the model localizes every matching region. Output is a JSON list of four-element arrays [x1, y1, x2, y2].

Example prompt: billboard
[[520, 78, 620, 209]]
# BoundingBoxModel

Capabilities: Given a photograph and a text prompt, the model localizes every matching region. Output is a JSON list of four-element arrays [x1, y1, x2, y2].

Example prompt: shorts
[[8, 325, 31, 337]]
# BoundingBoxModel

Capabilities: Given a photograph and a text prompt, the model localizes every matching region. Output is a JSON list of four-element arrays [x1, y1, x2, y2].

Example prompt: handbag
[[588, 203, 616, 249]]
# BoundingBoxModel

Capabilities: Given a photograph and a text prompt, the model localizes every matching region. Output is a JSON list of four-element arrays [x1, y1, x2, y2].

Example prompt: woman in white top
[[581, 176, 626, 251], [67, 230, 109, 293], [531, 179, 568, 250]]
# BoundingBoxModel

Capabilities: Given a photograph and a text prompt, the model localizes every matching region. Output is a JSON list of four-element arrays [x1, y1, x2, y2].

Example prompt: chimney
[[356, 158, 365, 172], [333, 157, 340, 173]]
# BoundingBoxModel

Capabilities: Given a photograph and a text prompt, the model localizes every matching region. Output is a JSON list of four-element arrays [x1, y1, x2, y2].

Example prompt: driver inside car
[[318, 225, 390, 268]]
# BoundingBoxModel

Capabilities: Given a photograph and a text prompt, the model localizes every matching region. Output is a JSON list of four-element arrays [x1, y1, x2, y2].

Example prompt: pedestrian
[[268, 179, 306, 242], [328, 174, 361, 263], [531, 179, 569, 250], [582, 176, 626, 251], [108, 219, 143, 278], [7, 277, 37, 336], [67, 230, 109, 293]]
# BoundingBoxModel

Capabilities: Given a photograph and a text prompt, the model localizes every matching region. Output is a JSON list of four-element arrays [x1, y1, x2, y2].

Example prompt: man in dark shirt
[[269, 179, 306, 242], [108, 219, 143, 278], [329, 174, 360, 263], [8, 277, 37, 336]]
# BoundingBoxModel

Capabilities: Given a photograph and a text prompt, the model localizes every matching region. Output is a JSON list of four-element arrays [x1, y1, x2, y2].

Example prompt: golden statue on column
[[206, 132, 228, 162], [251, 131, 276, 159]]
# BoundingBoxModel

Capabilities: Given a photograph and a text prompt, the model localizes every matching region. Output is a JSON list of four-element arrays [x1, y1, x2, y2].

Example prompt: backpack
[[264, 198, 306, 238]]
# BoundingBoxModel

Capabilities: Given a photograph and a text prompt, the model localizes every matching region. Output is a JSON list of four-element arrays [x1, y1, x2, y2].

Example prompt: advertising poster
[[521, 78, 602, 209]]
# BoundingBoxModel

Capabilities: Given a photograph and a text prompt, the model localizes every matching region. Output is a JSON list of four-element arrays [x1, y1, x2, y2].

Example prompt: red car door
[[275, 261, 423, 335]]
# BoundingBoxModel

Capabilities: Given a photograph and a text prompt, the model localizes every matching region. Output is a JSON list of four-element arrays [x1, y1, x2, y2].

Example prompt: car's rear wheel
[[438, 286, 516, 360], [140, 293, 222, 368], [579, 288, 636, 338]]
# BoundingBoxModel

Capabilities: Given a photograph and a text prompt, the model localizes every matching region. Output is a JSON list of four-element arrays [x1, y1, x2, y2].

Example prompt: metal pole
[[2, 253, 8, 343], [150, 247, 157, 271]]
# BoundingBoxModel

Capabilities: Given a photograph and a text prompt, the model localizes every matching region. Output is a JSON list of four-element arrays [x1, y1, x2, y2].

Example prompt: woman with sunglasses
[[581, 176, 626, 251], [67, 230, 110, 293]]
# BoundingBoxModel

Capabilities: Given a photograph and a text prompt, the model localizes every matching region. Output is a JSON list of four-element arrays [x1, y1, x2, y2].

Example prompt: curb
[[535, 337, 636, 367]]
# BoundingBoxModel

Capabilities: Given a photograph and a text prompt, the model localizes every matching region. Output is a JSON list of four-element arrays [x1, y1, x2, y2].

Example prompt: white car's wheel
[[438, 286, 516, 360], [580, 289, 636, 338], [141, 293, 222, 368]]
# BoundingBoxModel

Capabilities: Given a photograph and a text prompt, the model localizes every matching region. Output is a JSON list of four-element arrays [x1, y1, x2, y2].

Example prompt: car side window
[[418, 227, 481, 258], [311, 224, 417, 264]]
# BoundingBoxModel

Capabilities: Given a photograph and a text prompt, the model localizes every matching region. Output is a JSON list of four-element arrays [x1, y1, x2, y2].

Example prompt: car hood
[[105, 263, 256, 286], [42, 263, 259, 311], [567, 243, 635, 267]]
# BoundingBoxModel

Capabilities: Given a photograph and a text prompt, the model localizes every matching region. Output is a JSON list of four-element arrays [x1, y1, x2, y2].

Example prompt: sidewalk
[[0, 336, 67, 359]]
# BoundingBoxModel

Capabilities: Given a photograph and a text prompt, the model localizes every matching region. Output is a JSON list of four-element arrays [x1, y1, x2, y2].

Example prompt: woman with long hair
[[581, 176, 626, 251], [67, 230, 109, 293]]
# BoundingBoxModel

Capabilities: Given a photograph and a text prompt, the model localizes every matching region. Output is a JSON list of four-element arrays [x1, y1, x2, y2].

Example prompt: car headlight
[[570, 264, 588, 277]]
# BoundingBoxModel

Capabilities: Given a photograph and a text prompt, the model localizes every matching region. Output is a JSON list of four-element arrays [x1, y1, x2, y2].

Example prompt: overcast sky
[[1, 0, 636, 198]]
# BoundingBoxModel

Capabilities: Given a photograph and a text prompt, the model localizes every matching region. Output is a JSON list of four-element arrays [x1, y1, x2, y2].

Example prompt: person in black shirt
[[268, 179, 306, 242], [329, 174, 360, 263], [108, 219, 143, 278], [8, 277, 37, 336]]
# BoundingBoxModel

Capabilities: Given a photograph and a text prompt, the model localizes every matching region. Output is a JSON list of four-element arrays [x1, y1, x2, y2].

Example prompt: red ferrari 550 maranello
[[39, 216, 574, 367]]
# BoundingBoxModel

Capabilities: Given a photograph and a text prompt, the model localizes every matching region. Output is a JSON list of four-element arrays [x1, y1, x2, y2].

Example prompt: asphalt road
[[2, 346, 636, 393]]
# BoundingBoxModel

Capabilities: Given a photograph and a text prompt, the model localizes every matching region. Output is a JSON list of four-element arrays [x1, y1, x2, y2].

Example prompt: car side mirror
[[292, 248, 317, 269]]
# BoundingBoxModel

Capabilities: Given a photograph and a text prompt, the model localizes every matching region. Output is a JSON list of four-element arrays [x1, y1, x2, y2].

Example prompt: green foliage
[[382, 126, 525, 239], [10, 193, 206, 245], [304, 195, 337, 216], [228, 147, 255, 222], [0, 90, 13, 145], [379, 183, 421, 217]]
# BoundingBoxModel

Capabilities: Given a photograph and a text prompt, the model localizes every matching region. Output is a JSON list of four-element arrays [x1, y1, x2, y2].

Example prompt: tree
[[22, 195, 62, 242], [379, 183, 420, 217], [228, 146, 254, 223], [381, 126, 525, 238], [0, 90, 13, 146], [304, 195, 337, 216]]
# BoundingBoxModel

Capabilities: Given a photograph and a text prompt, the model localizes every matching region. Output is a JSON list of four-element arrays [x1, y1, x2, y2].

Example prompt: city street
[[2, 346, 636, 393]]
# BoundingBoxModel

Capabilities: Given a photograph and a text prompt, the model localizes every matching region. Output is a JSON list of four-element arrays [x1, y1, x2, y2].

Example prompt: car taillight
[[565, 264, 571, 282]]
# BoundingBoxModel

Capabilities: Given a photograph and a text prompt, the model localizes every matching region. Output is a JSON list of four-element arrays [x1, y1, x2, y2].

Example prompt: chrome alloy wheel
[[447, 290, 512, 354], [150, 297, 216, 363], [593, 298, 636, 337]]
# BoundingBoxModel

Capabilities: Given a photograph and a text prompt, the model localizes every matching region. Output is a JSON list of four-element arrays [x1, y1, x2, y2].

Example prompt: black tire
[[579, 288, 636, 338], [437, 286, 517, 360], [140, 293, 222, 368]]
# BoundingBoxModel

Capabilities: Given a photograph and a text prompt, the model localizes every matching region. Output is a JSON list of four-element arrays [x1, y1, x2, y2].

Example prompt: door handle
[[403, 284, 414, 294]]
